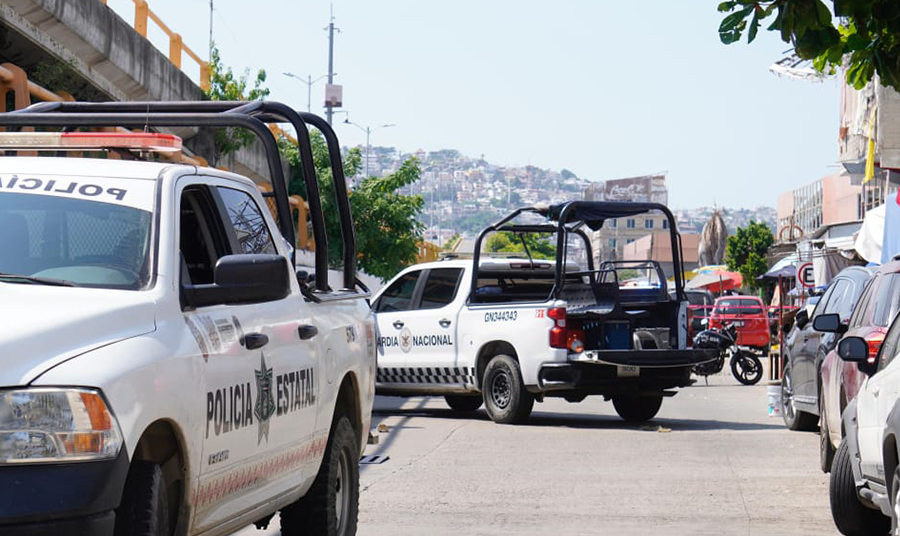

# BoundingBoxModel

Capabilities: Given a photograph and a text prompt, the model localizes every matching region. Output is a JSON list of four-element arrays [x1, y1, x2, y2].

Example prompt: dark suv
[[781, 266, 872, 431]]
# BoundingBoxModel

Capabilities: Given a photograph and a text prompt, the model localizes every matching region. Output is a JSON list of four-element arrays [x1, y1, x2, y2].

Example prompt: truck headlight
[[0, 388, 123, 464]]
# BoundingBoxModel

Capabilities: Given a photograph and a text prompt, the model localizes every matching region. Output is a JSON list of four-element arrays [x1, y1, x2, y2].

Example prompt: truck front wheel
[[114, 461, 170, 536], [612, 395, 663, 422], [482, 354, 534, 424]]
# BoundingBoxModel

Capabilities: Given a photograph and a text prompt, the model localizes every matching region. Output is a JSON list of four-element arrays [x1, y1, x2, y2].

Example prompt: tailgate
[[574, 348, 718, 367]]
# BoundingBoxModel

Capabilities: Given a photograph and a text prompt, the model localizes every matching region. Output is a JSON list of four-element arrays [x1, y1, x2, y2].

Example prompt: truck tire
[[281, 416, 359, 536], [612, 395, 663, 422], [830, 439, 889, 536], [444, 395, 483, 412], [114, 461, 170, 536], [781, 360, 818, 431], [820, 390, 835, 473], [482, 354, 534, 424]]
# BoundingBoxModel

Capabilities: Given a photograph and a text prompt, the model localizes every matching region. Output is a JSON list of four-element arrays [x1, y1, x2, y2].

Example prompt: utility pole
[[326, 5, 337, 125], [208, 1, 213, 57]]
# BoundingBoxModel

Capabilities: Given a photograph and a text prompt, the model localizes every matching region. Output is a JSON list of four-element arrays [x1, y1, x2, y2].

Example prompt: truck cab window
[[180, 187, 227, 285], [419, 268, 463, 310], [375, 271, 421, 312], [217, 187, 276, 255]]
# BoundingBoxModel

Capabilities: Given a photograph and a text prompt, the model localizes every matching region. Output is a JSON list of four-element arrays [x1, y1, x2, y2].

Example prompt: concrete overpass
[[0, 0, 275, 182]]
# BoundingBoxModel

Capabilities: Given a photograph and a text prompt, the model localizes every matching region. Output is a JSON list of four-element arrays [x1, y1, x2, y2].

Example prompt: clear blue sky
[[107, 0, 840, 209]]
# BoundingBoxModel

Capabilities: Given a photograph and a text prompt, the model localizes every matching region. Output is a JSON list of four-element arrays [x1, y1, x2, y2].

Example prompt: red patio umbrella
[[685, 270, 743, 293]]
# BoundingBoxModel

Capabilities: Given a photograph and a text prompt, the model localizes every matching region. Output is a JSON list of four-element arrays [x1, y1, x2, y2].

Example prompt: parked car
[[816, 261, 900, 472], [780, 266, 872, 434], [828, 304, 900, 535], [708, 296, 770, 353]]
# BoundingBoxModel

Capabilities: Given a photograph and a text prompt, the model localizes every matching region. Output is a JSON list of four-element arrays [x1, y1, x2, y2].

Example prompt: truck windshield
[[0, 192, 152, 290]]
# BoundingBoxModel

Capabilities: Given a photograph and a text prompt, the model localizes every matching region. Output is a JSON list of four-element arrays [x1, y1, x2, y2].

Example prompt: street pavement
[[239, 371, 840, 536]]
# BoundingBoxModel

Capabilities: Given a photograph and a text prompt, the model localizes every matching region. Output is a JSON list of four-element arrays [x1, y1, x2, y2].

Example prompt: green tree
[[204, 44, 270, 161], [725, 221, 774, 290], [718, 1, 900, 91], [278, 131, 425, 281], [486, 232, 556, 260]]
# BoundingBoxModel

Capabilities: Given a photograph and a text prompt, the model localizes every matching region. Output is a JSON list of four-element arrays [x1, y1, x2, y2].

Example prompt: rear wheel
[[280, 416, 359, 536], [820, 390, 835, 473], [612, 395, 663, 422], [781, 360, 818, 430], [830, 439, 889, 536], [444, 394, 482, 412], [114, 462, 170, 536], [482, 354, 534, 424]]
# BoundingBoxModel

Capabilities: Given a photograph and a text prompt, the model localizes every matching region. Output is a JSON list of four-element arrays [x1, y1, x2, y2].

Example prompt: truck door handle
[[298, 325, 318, 340], [242, 333, 268, 350], [392, 320, 405, 330], [439, 318, 452, 328]]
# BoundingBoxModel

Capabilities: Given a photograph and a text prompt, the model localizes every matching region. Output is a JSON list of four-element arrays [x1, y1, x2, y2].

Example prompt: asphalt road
[[240, 371, 839, 536]]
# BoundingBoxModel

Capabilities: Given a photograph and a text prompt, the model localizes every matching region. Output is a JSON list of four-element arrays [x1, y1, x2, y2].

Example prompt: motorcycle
[[692, 321, 763, 386]]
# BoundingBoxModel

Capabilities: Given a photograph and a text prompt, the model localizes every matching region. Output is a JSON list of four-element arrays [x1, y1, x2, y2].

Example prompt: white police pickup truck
[[372, 202, 714, 424], [0, 102, 373, 536]]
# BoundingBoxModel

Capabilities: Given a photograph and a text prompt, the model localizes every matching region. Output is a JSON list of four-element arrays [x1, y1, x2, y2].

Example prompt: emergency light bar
[[0, 132, 182, 153]]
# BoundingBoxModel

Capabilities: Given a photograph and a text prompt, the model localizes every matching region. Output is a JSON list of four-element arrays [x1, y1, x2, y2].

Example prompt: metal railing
[[97, 0, 210, 91]]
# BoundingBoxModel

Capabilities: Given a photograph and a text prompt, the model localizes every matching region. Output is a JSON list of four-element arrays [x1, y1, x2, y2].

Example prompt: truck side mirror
[[813, 313, 846, 334], [795, 309, 809, 330], [184, 254, 291, 309]]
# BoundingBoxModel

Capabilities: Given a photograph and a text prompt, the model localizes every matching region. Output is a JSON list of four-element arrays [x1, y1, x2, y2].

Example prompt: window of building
[[662, 219, 669, 229], [608, 238, 617, 248], [645, 219, 654, 229], [626, 219, 635, 229], [609, 219, 617, 229], [626, 238, 634, 244]]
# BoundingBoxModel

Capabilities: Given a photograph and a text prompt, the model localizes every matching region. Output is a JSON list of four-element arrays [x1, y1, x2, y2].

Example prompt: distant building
[[620, 232, 701, 278], [776, 174, 862, 240], [585, 174, 671, 261]]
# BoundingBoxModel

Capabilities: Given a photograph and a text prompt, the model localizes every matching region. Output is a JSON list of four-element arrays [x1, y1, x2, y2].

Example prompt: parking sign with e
[[797, 262, 814, 288]]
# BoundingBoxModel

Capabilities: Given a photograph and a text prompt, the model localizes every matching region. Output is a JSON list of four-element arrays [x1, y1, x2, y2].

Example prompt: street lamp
[[283, 72, 333, 113], [342, 116, 395, 179]]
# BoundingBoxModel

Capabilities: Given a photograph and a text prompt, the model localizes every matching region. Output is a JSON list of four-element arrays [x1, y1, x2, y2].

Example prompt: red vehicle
[[709, 296, 771, 352]]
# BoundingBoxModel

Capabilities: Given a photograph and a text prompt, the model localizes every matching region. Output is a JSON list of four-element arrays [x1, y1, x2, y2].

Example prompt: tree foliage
[[204, 44, 270, 160], [725, 221, 774, 290], [279, 132, 425, 281], [486, 232, 556, 260], [718, 1, 900, 91]]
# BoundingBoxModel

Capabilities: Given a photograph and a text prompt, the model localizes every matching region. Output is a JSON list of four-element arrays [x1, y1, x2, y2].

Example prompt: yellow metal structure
[[102, 0, 210, 91], [417, 242, 440, 263]]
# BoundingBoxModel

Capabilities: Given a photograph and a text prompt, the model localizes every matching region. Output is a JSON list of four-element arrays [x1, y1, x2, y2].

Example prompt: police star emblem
[[254, 354, 276, 444]]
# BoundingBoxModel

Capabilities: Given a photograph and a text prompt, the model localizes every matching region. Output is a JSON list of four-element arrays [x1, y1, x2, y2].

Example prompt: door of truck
[[180, 179, 320, 530], [400, 267, 465, 386], [372, 269, 424, 385]]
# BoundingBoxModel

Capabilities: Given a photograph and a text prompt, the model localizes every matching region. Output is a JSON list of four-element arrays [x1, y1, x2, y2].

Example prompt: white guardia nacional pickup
[[0, 104, 373, 536], [372, 202, 715, 424]]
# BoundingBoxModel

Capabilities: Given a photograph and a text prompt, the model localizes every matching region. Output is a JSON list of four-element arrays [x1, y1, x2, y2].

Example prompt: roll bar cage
[[469, 201, 686, 302], [0, 100, 362, 302]]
